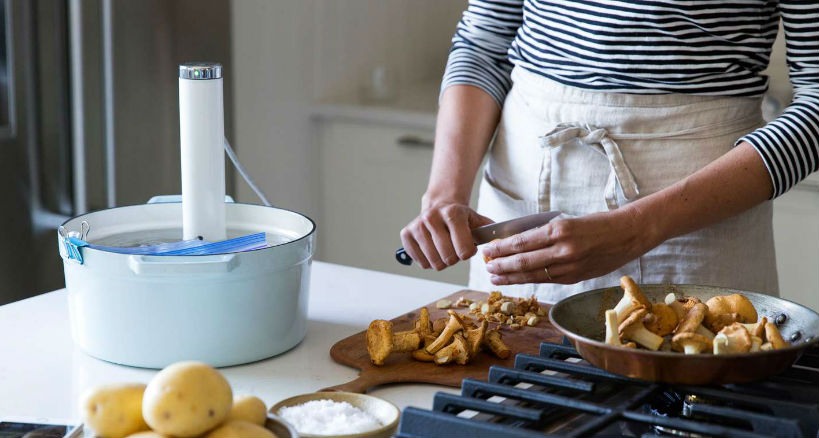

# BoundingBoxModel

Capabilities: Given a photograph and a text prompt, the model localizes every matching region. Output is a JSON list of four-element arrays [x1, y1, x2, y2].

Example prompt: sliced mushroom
[[613, 276, 652, 323], [618, 308, 664, 351], [713, 322, 752, 355], [604, 309, 623, 346], [434, 333, 470, 365], [671, 332, 711, 354], [425, 310, 466, 354], [643, 303, 678, 337], [764, 322, 788, 350], [705, 294, 758, 328]]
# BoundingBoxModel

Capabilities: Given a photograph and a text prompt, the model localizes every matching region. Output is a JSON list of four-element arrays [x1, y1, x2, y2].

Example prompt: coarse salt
[[278, 399, 384, 435]]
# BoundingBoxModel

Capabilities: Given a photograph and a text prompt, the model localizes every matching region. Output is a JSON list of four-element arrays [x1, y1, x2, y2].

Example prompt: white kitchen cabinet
[[773, 175, 819, 312], [314, 115, 478, 285]]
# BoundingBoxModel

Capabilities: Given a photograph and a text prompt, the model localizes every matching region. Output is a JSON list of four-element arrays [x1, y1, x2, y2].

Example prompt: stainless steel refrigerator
[[0, 0, 233, 304]]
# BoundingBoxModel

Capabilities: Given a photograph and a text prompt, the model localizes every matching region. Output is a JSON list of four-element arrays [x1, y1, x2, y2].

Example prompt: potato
[[81, 383, 149, 438], [142, 361, 233, 437], [226, 395, 268, 426], [204, 420, 277, 438], [124, 432, 169, 438]]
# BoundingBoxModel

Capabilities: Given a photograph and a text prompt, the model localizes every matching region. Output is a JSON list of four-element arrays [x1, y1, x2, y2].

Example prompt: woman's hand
[[482, 207, 655, 284], [400, 202, 494, 271]]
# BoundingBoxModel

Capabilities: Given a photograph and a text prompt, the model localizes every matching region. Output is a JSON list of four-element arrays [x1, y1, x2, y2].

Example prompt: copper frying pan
[[548, 284, 819, 385]]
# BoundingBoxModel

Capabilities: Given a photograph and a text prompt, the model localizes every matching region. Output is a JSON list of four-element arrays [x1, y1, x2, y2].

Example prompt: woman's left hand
[[482, 206, 655, 285]]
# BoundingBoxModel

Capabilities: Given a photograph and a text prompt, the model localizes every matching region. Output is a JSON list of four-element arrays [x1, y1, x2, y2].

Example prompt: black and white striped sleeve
[[739, 2, 819, 198], [440, 0, 523, 107]]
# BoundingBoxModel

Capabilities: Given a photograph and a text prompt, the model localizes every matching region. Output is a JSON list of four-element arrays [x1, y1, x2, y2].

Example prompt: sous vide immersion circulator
[[178, 62, 226, 241]]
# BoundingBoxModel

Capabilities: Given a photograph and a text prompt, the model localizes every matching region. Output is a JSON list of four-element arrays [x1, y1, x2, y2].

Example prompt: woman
[[399, 1, 819, 302]]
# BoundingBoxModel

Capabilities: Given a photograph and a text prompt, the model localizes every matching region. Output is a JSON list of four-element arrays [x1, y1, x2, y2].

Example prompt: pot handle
[[128, 254, 239, 275]]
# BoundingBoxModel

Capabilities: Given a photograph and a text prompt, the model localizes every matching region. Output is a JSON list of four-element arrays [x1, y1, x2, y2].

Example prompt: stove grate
[[396, 341, 819, 438]]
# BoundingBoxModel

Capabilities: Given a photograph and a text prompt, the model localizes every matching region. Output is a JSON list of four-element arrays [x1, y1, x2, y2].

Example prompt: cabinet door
[[317, 120, 478, 285], [773, 178, 819, 312]]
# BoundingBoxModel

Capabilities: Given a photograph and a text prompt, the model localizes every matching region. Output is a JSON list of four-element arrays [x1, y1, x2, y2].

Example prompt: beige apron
[[469, 67, 779, 303]]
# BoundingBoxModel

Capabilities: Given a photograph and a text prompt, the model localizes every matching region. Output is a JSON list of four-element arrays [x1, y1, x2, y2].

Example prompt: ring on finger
[[544, 266, 552, 281]]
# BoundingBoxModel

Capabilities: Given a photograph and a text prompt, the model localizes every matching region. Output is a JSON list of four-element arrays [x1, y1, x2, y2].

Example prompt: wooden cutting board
[[324, 290, 563, 393]]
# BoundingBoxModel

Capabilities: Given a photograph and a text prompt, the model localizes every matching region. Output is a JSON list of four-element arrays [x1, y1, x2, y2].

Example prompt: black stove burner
[[396, 341, 819, 438]]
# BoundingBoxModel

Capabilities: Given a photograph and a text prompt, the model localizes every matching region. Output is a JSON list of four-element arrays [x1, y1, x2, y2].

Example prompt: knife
[[394, 211, 561, 266]]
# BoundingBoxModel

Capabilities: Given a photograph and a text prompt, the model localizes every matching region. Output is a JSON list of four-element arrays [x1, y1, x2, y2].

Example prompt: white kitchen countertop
[[0, 261, 463, 425]]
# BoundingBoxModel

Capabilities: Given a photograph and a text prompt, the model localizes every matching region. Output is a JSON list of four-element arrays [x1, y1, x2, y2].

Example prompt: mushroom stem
[[671, 331, 711, 355], [741, 316, 767, 339], [695, 325, 715, 341], [483, 329, 511, 359], [613, 276, 652, 323], [675, 303, 707, 334], [465, 320, 488, 358], [434, 333, 469, 365], [618, 308, 664, 351], [764, 322, 788, 349], [425, 311, 465, 354], [604, 310, 622, 346]]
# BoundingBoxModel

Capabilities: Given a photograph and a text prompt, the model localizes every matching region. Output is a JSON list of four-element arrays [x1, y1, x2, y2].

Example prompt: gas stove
[[397, 340, 819, 438]]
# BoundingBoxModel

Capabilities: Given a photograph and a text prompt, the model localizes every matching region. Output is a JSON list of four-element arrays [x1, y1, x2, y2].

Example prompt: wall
[[230, 0, 465, 218]]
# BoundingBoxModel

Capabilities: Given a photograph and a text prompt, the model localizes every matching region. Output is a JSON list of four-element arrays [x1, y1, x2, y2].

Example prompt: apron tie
[[539, 123, 640, 210]]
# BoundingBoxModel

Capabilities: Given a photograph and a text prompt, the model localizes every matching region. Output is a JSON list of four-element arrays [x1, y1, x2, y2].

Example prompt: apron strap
[[539, 123, 640, 210]]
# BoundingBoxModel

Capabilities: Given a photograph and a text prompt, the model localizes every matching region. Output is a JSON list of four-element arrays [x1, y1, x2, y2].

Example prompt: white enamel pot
[[57, 199, 315, 368]]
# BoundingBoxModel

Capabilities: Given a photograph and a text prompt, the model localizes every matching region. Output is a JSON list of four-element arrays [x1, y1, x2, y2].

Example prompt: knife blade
[[395, 211, 561, 266]]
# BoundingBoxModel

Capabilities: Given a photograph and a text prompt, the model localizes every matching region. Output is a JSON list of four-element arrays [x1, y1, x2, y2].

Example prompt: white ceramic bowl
[[270, 391, 400, 438]]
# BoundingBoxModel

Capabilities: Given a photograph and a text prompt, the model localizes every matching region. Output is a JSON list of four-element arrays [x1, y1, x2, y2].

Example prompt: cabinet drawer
[[317, 120, 477, 285]]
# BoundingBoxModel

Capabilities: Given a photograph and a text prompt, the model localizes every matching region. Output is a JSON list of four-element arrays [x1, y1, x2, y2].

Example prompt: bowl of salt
[[270, 391, 400, 438]]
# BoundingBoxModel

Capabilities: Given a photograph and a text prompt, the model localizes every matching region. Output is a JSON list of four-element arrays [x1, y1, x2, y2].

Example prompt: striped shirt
[[442, 0, 819, 198]]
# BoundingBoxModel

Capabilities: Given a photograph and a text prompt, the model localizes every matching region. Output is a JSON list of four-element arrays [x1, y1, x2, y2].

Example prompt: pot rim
[[59, 201, 317, 257]]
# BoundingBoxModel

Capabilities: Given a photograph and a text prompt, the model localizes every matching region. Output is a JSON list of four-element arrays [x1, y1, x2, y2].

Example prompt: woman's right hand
[[400, 201, 494, 270]]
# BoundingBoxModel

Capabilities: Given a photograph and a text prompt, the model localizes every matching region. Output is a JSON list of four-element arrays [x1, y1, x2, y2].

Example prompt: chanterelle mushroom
[[675, 303, 708, 334], [414, 307, 433, 339], [671, 332, 711, 354], [464, 320, 488, 358], [664, 293, 702, 321], [483, 329, 511, 359], [613, 276, 652, 323], [764, 322, 789, 349], [713, 322, 752, 355], [742, 316, 768, 339], [706, 312, 742, 333], [366, 319, 422, 366], [434, 333, 470, 365], [425, 310, 466, 354], [705, 294, 758, 328], [618, 308, 664, 351], [643, 303, 678, 337]]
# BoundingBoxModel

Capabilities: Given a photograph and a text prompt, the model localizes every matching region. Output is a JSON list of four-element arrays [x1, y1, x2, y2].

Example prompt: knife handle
[[395, 247, 413, 266]]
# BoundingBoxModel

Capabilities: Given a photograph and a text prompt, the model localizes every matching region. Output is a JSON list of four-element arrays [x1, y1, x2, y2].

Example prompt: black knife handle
[[395, 247, 413, 266]]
